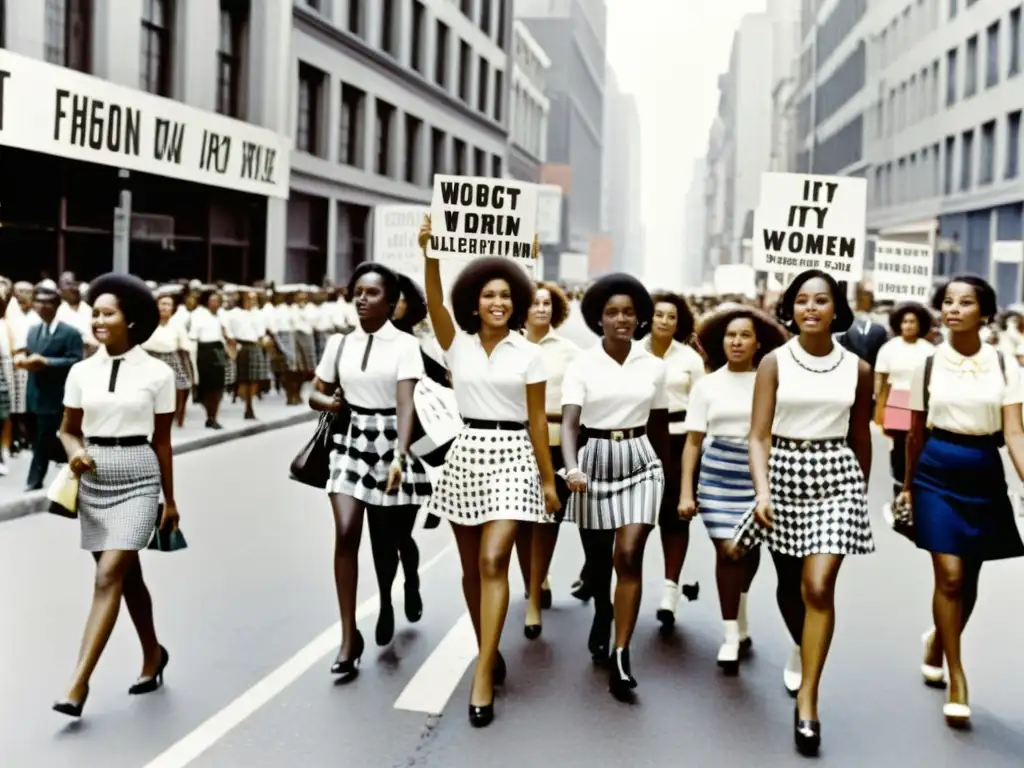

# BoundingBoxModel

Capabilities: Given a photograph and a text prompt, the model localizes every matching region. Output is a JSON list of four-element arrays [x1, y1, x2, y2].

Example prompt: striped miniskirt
[[697, 437, 755, 540], [566, 434, 664, 530]]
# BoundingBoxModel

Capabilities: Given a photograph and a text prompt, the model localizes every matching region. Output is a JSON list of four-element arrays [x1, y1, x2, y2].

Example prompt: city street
[[3, 318, 1024, 767]]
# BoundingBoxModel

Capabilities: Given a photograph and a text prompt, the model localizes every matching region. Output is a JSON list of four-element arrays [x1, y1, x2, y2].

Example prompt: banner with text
[[0, 49, 289, 198], [429, 175, 538, 273], [536, 184, 563, 244], [753, 172, 866, 282], [373, 204, 430, 278], [872, 240, 934, 302]]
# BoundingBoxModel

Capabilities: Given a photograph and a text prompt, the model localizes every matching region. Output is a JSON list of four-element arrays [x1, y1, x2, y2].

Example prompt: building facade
[[506, 19, 549, 181], [515, 0, 607, 275], [0, 0, 291, 284], [286, 0, 513, 284], [683, 157, 707, 289], [601, 66, 641, 274]]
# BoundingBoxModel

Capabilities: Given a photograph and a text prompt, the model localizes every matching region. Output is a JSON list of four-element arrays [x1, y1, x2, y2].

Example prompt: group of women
[[45, 235, 1024, 759]]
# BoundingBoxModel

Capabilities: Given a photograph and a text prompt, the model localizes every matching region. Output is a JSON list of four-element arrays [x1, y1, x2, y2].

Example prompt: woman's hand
[[532, 233, 540, 260], [385, 457, 403, 493], [159, 501, 180, 531], [678, 496, 697, 520], [325, 389, 344, 414], [542, 482, 561, 514], [418, 215, 432, 252], [753, 496, 774, 528], [565, 468, 588, 492], [68, 448, 96, 477]]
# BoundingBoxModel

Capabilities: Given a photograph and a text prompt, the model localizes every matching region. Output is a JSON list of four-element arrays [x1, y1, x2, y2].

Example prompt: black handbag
[[289, 335, 349, 488], [148, 505, 188, 552]]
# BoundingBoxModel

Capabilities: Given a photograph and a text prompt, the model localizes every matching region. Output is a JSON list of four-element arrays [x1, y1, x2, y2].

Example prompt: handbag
[[882, 389, 912, 432], [46, 464, 79, 519], [149, 506, 188, 552], [289, 334, 349, 488]]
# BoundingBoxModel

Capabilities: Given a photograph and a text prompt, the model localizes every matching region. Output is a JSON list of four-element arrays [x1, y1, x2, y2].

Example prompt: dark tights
[[580, 524, 652, 648]]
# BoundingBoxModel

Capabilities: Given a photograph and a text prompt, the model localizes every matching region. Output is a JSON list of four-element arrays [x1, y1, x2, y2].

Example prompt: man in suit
[[838, 282, 889, 369], [15, 283, 84, 491]]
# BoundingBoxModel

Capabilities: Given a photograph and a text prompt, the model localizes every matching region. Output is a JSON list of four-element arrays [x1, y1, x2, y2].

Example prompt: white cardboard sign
[[0, 49, 289, 198], [373, 205, 430, 279], [872, 240, 934, 302], [753, 172, 866, 281], [535, 184, 563, 244]]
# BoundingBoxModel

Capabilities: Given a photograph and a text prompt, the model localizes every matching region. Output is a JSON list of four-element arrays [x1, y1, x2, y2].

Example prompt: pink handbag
[[883, 389, 912, 432]]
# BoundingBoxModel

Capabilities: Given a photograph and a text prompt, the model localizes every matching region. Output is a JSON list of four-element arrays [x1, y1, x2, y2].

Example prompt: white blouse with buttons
[[63, 345, 176, 438], [909, 342, 1022, 435], [142, 321, 190, 354], [188, 306, 225, 343], [444, 330, 548, 421], [272, 303, 294, 333], [315, 321, 423, 410], [649, 339, 706, 434], [222, 306, 262, 343], [561, 340, 669, 430], [532, 330, 580, 415], [875, 337, 934, 391], [292, 304, 314, 334], [682, 368, 756, 438], [772, 337, 861, 440]]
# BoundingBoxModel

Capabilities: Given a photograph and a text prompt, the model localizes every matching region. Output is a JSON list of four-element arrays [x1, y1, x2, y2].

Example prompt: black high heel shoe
[[570, 577, 592, 603], [468, 699, 494, 727], [492, 651, 507, 686], [376, 603, 395, 646], [52, 687, 89, 718], [540, 586, 553, 609], [608, 647, 637, 703], [330, 631, 365, 682], [794, 707, 821, 756], [524, 623, 542, 640], [588, 610, 611, 664], [404, 580, 423, 623], [129, 645, 169, 695]]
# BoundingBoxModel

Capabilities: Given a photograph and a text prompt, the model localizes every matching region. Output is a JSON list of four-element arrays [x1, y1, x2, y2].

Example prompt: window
[[140, 0, 172, 95], [471, 147, 484, 176], [477, 57, 489, 113], [494, 69, 504, 121], [46, 0, 92, 72], [435, 22, 449, 87], [497, 0, 506, 49], [1007, 110, 1022, 179], [216, 1, 247, 118], [339, 83, 365, 167], [304, 0, 322, 10], [986, 22, 999, 88], [960, 129, 974, 191], [404, 114, 422, 184], [933, 142, 941, 195], [1011, 7, 1021, 77], [458, 41, 472, 102], [931, 59, 940, 113], [460, 0, 473, 19], [874, 166, 884, 207], [491, 154, 502, 178], [430, 128, 445, 181], [944, 135, 955, 194], [949, 0, 957, 19], [375, 100, 394, 176], [381, 0, 396, 56], [453, 138, 467, 175], [946, 48, 957, 106], [964, 35, 978, 97], [897, 158, 906, 203], [410, 1, 426, 74], [480, 0, 491, 34], [296, 62, 323, 155], [980, 120, 996, 184], [348, 0, 362, 36]]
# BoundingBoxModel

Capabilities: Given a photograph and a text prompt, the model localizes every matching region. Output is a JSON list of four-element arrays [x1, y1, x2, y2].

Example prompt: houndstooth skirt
[[329, 407, 432, 506], [148, 350, 191, 390], [733, 437, 875, 557], [236, 341, 272, 383], [424, 425, 549, 526], [79, 443, 162, 551], [566, 435, 664, 529]]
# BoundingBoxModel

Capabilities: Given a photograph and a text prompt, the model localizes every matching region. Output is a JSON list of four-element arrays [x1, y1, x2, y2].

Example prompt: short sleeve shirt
[[444, 330, 547, 421], [561, 341, 668, 430], [316, 321, 424, 410]]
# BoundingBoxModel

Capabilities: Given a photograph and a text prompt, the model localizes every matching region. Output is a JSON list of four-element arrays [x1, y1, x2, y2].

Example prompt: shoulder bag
[[289, 334, 350, 488]]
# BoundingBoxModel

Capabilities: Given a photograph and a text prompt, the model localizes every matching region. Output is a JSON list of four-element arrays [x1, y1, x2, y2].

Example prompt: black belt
[[929, 428, 1004, 448], [88, 436, 149, 447], [349, 403, 397, 416], [668, 410, 687, 423], [464, 418, 526, 431], [588, 426, 646, 441]]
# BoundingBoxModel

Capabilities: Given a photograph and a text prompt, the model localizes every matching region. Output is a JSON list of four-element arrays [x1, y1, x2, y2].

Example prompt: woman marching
[[646, 291, 706, 630], [142, 293, 194, 427], [188, 289, 229, 429], [873, 303, 935, 498], [517, 282, 579, 638], [560, 274, 669, 702], [52, 274, 179, 717], [678, 306, 786, 673], [309, 263, 433, 681], [731, 269, 874, 756], [902, 276, 1024, 727], [418, 218, 560, 728]]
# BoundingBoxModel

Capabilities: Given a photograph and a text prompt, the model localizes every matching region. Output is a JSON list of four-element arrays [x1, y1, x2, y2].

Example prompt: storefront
[[0, 47, 289, 283]]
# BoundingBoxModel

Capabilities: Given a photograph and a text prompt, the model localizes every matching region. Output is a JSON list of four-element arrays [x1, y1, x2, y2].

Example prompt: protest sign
[[372, 204, 429, 278], [753, 173, 866, 281], [536, 184, 563, 244], [429, 175, 539, 273], [872, 240, 934, 302]]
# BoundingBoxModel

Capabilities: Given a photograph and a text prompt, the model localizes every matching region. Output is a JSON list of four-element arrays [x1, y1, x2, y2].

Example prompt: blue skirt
[[698, 437, 755, 539], [912, 431, 1024, 561]]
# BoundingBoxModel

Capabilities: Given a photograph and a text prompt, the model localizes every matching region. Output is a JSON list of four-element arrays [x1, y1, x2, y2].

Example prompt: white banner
[[873, 240, 934, 302], [373, 204, 429, 279], [429, 175, 538, 273], [753, 172, 866, 281], [0, 49, 290, 198], [536, 184, 563, 244], [992, 240, 1024, 264], [558, 252, 588, 284]]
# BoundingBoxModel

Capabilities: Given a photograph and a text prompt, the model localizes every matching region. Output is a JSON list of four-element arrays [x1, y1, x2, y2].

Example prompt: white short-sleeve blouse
[[875, 337, 934, 391], [315, 321, 423, 410], [682, 368, 756, 438], [63, 346, 176, 437], [444, 330, 547, 421], [561, 341, 668, 431]]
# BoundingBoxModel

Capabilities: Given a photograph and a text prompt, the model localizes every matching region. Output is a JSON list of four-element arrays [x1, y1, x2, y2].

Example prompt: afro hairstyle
[[450, 257, 535, 333], [393, 273, 428, 332], [650, 290, 696, 341], [887, 301, 933, 338], [580, 273, 654, 339], [532, 281, 571, 329], [87, 273, 160, 347], [697, 305, 788, 371]]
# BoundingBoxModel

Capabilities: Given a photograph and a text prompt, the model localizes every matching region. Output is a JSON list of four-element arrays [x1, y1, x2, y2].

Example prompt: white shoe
[[920, 628, 946, 687], [737, 593, 752, 655], [783, 645, 802, 695], [942, 701, 971, 727], [882, 502, 894, 527], [656, 580, 680, 628], [717, 620, 741, 675]]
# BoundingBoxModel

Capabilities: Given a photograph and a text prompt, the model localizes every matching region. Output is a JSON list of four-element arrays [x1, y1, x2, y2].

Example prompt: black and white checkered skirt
[[566, 435, 664, 530], [236, 341, 272, 383], [294, 331, 317, 374], [424, 425, 549, 526], [148, 350, 191, 390], [329, 406, 432, 506], [733, 436, 875, 557], [78, 442, 162, 551]]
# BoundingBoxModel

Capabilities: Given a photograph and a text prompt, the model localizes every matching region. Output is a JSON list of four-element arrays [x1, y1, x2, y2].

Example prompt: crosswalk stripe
[[393, 612, 477, 715]]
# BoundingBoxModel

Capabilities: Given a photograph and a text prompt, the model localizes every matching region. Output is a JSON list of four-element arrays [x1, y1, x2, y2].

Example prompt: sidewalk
[[0, 392, 316, 523]]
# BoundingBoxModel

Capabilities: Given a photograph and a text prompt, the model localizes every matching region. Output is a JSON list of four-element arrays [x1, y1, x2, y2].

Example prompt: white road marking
[[392, 612, 477, 715], [141, 544, 453, 768]]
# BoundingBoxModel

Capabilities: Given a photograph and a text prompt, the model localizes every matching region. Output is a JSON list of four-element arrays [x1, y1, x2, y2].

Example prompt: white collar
[[350, 320, 401, 341]]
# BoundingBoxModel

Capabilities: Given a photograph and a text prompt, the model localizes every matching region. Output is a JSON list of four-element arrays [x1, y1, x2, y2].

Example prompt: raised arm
[[419, 215, 456, 351]]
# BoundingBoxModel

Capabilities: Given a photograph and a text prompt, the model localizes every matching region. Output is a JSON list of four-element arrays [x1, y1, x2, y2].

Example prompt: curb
[[0, 411, 317, 524]]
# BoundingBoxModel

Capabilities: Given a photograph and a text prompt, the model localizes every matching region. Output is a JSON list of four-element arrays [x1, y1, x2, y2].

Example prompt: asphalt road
[[3, 312, 1024, 767]]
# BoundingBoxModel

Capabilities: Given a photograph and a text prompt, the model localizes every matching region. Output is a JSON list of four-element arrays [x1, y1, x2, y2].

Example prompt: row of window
[[872, 110, 1022, 208], [510, 83, 545, 159], [876, 0, 942, 71]]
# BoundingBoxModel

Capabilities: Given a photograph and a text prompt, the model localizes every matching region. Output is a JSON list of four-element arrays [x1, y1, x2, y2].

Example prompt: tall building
[[507, 20, 550, 181], [515, 0, 607, 276], [0, 0, 291, 283], [601, 66, 642, 274], [287, 0, 513, 284], [683, 157, 707, 289]]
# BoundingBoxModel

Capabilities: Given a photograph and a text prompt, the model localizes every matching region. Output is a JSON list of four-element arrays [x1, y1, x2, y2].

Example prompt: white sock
[[722, 619, 741, 645], [737, 592, 749, 640]]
